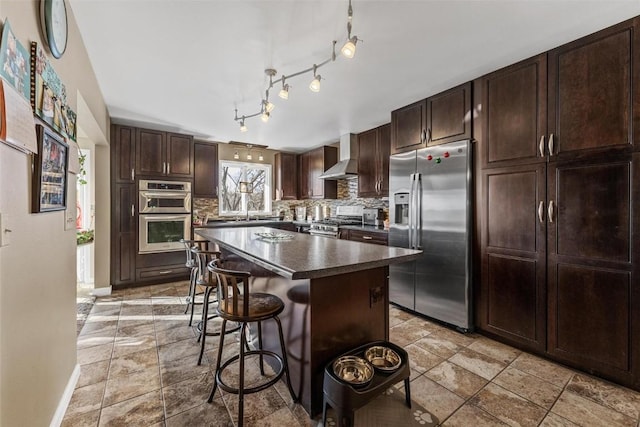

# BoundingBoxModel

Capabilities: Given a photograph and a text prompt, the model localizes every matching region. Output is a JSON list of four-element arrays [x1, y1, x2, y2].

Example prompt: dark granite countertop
[[195, 226, 420, 280]]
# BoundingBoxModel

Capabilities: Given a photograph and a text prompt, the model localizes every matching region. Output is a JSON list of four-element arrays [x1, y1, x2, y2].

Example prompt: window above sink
[[219, 160, 272, 217]]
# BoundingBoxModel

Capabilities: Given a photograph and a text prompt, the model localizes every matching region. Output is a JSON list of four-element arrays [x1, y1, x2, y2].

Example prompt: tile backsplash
[[193, 177, 388, 222]]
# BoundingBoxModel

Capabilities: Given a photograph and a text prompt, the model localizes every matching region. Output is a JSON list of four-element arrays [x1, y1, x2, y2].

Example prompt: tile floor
[[63, 280, 640, 427]]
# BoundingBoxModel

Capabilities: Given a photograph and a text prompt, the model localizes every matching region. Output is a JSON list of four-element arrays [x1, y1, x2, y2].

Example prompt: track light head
[[261, 111, 270, 122], [341, 36, 358, 58]]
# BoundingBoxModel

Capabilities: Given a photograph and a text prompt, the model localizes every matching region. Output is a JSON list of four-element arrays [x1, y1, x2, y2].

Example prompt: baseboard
[[91, 286, 112, 297], [49, 363, 81, 427]]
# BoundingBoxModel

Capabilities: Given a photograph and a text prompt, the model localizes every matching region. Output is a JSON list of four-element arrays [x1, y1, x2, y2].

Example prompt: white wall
[[0, 1, 109, 425]]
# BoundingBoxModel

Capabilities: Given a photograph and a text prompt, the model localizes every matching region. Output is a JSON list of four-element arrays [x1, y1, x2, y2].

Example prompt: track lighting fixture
[[233, 151, 240, 160], [341, 0, 359, 58], [279, 76, 289, 100], [258, 152, 264, 162], [233, 1, 360, 130], [309, 65, 321, 92]]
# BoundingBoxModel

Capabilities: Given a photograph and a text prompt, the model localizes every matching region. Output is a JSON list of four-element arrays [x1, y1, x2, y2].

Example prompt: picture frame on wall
[[32, 124, 68, 213]]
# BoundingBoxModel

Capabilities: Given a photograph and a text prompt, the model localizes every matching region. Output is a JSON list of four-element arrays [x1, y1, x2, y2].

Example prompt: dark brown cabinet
[[548, 18, 639, 160], [193, 141, 218, 198], [479, 164, 547, 352], [274, 152, 298, 200], [426, 82, 472, 146], [477, 16, 640, 391], [136, 129, 193, 178], [479, 54, 547, 168], [298, 146, 338, 199], [392, 83, 472, 154], [110, 184, 136, 286], [358, 124, 390, 198], [342, 228, 388, 246], [391, 100, 426, 153], [112, 124, 136, 183], [111, 123, 194, 288], [110, 123, 137, 287], [546, 156, 638, 379]]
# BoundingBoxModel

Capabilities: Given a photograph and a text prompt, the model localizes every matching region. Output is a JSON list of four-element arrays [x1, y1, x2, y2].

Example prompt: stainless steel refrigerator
[[389, 140, 472, 331]]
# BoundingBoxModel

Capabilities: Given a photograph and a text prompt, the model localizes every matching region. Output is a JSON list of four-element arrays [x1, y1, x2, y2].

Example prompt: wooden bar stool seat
[[206, 260, 297, 427]]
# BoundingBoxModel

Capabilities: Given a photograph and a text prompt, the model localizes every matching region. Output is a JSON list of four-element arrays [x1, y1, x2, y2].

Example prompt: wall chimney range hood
[[319, 134, 358, 180]]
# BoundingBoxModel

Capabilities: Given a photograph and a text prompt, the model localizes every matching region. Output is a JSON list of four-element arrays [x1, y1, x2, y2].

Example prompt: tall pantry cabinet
[[476, 17, 640, 389]]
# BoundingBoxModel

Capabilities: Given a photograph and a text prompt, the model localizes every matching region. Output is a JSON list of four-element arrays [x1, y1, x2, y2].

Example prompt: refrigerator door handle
[[416, 173, 423, 250], [408, 173, 415, 248]]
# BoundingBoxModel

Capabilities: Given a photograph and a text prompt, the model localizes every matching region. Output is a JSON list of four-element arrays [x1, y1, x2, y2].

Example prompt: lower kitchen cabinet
[[479, 164, 547, 352], [478, 154, 640, 388], [110, 183, 136, 286], [341, 228, 388, 246], [546, 155, 638, 379], [135, 251, 189, 283]]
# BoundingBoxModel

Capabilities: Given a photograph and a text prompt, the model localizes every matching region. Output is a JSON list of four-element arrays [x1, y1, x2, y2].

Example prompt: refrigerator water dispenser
[[393, 193, 410, 225]]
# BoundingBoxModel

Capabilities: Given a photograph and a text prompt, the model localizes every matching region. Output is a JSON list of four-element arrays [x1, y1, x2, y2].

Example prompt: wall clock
[[40, 0, 68, 59]]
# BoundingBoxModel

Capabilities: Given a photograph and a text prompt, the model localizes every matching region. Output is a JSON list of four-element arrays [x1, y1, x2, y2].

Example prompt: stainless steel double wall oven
[[138, 179, 191, 253]]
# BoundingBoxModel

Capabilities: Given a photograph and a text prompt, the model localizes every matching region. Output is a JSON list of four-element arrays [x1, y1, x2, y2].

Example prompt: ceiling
[[69, 0, 640, 153]]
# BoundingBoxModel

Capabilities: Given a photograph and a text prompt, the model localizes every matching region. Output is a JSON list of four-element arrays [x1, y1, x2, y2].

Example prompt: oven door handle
[[140, 191, 190, 198]]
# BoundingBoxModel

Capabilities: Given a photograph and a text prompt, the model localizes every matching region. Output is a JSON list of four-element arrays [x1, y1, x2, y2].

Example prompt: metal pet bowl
[[364, 346, 401, 372], [332, 356, 374, 387]]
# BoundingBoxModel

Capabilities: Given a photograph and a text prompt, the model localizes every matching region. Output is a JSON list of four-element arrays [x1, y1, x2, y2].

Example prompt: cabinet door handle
[[538, 201, 544, 223], [215, 186, 218, 197], [548, 133, 555, 156], [157, 270, 173, 275], [420, 129, 426, 143], [548, 200, 555, 223], [363, 235, 373, 240], [162, 162, 166, 174], [427, 128, 432, 142], [131, 204, 135, 217], [539, 135, 545, 157], [167, 162, 170, 174], [131, 168, 135, 181]]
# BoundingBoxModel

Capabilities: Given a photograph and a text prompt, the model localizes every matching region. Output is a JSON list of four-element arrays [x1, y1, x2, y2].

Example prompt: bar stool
[[206, 260, 297, 426], [191, 246, 227, 366], [180, 239, 209, 327]]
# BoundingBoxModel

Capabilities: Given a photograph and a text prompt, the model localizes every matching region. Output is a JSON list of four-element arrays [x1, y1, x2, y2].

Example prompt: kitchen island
[[195, 226, 420, 416]]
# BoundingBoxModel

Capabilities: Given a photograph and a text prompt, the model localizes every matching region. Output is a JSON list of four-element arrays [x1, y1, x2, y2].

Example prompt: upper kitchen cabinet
[[426, 82, 472, 147], [136, 129, 194, 178], [298, 146, 338, 199], [548, 17, 640, 160], [391, 99, 426, 154], [274, 152, 298, 200], [358, 123, 390, 198], [112, 124, 136, 183], [391, 83, 472, 154], [193, 141, 218, 198], [479, 54, 547, 168]]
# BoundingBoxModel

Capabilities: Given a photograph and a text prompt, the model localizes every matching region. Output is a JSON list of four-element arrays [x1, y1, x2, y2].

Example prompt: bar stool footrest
[[216, 350, 285, 395]]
